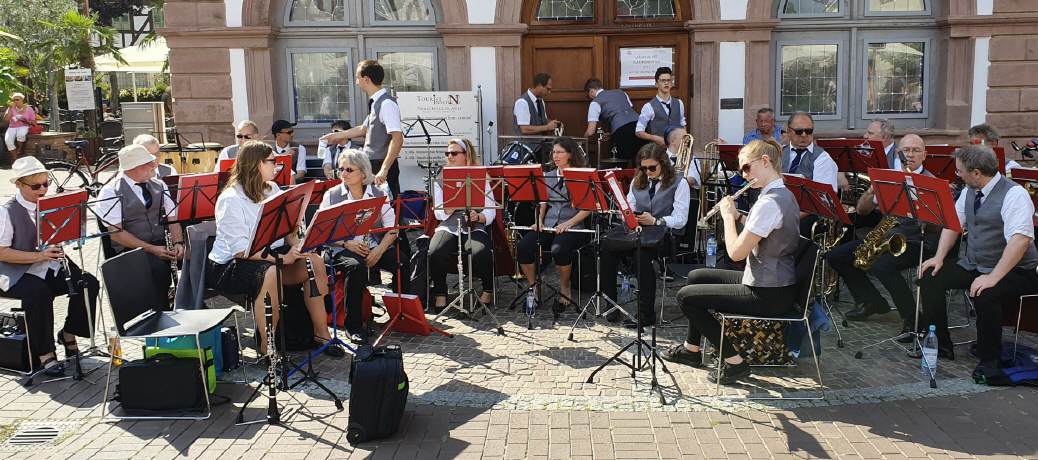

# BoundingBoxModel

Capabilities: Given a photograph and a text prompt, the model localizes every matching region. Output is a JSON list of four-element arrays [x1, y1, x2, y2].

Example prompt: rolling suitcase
[[345, 345, 408, 445]]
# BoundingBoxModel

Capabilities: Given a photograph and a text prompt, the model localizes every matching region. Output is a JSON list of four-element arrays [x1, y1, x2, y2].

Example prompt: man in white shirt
[[918, 144, 1038, 370], [583, 78, 645, 163], [636, 67, 685, 147], [783, 111, 837, 235], [320, 120, 354, 179], [271, 119, 309, 183], [132, 134, 178, 177], [95, 145, 183, 308], [513, 72, 560, 135], [213, 120, 260, 171]]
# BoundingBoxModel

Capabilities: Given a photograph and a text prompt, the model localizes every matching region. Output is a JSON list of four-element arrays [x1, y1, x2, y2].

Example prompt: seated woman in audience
[[664, 140, 799, 384], [206, 141, 343, 357], [515, 137, 592, 313], [428, 138, 496, 311], [320, 149, 408, 343]]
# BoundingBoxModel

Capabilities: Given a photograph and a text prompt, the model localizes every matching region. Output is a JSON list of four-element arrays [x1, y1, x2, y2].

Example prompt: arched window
[[774, 0, 936, 131], [288, 0, 346, 23], [370, 0, 434, 24], [536, 0, 595, 20], [616, 0, 674, 19]]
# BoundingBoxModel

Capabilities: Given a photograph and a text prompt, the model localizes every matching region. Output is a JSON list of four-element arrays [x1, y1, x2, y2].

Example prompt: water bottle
[[921, 324, 939, 379], [108, 335, 123, 367], [621, 275, 631, 303], [525, 289, 535, 317], [706, 233, 718, 268]]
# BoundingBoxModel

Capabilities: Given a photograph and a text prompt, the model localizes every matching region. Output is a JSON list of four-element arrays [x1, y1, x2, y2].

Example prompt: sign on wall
[[396, 91, 481, 165], [64, 68, 96, 111], [619, 48, 674, 88]]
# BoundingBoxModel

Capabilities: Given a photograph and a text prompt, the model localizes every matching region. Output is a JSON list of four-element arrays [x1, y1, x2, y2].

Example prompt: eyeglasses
[[900, 147, 925, 154], [657, 78, 673, 83], [639, 164, 660, 173], [262, 158, 277, 165], [790, 128, 814, 136], [445, 150, 465, 157], [20, 180, 50, 191], [740, 158, 762, 174], [235, 134, 254, 139], [338, 167, 356, 174]]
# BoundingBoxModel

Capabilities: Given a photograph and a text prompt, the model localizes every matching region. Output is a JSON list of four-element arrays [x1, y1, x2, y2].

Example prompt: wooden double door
[[522, 32, 690, 141]]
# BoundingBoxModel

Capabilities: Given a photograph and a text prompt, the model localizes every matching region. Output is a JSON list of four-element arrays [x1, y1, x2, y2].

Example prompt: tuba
[[674, 132, 694, 175]]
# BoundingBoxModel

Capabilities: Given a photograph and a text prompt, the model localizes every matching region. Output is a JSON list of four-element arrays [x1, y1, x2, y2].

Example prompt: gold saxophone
[[853, 151, 910, 270]]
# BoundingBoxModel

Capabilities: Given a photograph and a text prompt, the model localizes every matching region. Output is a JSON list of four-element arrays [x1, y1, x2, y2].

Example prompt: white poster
[[396, 91, 480, 165], [619, 48, 674, 88], [64, 68, 95, 111]]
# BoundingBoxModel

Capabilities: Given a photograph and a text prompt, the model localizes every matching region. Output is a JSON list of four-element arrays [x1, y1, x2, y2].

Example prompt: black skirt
[[206, 246, 289, 300]]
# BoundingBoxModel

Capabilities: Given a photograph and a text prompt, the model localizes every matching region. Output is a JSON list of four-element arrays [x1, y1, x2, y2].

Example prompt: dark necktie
[[367, 98, 374, 114], [790, 148, 808, 173], [536, 98, 546, 121], [648, 179, 659, 200], [136, 183, 153, 209], [973, 190, 984, 214], [663, 100, 671, 115]]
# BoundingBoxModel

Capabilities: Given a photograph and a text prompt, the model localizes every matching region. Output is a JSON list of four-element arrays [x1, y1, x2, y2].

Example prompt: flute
[[696, 178, 757, 229]]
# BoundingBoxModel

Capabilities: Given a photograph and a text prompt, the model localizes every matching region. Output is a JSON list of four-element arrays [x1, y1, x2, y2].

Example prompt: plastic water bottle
[[706, 233, 718, 268], [921, 324, 939, 379], [525, 289, 535, 317], [621, 275, 631, 303]]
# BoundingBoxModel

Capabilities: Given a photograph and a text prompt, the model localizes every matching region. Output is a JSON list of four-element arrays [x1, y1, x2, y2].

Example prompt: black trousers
[[119, 245, 174, 310], [428, 230, 494, 296], [370, 158, 401, 198], [516, 230, 590, 267], [601, 240, 669, 320], [610, 122, 647, 164], [333, 244, 408, 333], [919, 262, 1038, 362], [2, 262, 99, 358], [826, 238, 921, 322], [676, 269, 797, 359]]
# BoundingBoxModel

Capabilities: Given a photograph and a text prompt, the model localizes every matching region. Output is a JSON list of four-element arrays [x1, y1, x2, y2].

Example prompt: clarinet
[[304, 256, 320, 298], [263, 294, 280, 424], [164, 229, 179, 299], [59, 250, 79, 297]]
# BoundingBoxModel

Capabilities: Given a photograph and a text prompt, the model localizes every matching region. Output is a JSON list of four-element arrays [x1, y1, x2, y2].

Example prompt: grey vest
[[437, 178, 488, 234], [645, 97, 682, 137], [593, 89, 638, 134], [222, 144, 239, 160], [960, 176, 1038, 273], [363, 92, 397, 160], [112, 179, 167, 253], [782, 144, 826, 180], [743, 185, 800, 287], [630, 177, 685, 236], [326, 184, 388, 245], [0, 199, 38, 288], [514, 91, 547, 132], [543, 170, 581, 229]]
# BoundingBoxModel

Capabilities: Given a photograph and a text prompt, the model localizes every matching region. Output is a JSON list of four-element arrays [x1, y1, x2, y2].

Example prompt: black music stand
[[431, 167, 505, 335], [853, 168, 960, 389], [784, 174, 852, 348], [580, 170, 673, 404]]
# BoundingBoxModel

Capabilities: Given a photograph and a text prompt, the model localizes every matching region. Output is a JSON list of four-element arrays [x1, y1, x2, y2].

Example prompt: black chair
[[100, 248, 243, 420], [715, 237, 824, 399]]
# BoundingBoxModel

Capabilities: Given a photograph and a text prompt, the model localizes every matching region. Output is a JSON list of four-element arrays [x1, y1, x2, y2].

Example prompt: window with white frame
[[775, 0, 937, 129], [376, 50, 436, 93], [290, 52, 352, 123]]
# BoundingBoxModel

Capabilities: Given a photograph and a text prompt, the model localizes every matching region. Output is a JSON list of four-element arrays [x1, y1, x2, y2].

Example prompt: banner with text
[[64, 68, 96, 111], [397, 91, 480, 166], [619, 48, 674, 88]]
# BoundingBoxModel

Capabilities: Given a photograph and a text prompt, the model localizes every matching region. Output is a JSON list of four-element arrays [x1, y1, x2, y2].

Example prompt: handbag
[[603, 224, 669, 252], [27, 123, 43, 135], [0, 312, 36, 372]]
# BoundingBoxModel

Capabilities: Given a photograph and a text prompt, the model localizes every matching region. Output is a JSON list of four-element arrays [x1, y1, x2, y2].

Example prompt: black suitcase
[[0, 312, 37, 372], [220, 326, 241, 372], [116, 353, 207, 414], [277, 285, 317, 352], [346, 345, 408, 445]]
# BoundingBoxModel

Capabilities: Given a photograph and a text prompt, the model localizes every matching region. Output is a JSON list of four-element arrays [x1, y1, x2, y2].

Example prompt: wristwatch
[[654, 217, 663, 226]]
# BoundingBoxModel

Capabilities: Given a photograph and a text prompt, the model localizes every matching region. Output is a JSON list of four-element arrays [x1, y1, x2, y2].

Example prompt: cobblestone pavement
[[0, 167, 1036, 459]]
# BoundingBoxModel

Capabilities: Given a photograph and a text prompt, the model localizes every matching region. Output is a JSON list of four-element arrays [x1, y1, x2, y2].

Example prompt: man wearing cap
[[94, 145, 182, 308], [0, 157, 100, 376], [320, 60, 405, 196], [271, 119, 309, 183]]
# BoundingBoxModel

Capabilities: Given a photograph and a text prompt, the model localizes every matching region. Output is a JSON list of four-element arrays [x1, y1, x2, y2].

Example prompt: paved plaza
[[0, 167, 1036, 459]]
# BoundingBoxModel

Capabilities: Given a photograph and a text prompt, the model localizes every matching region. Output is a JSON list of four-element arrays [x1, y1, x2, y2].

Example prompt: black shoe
[[844, 302, 889, 321], [708, 360, 752, 385], [622, 318, 654, 330], [604, 311, 622, 323], [345, 330, 366, 345], [41, 357, 65, 377], [896, 321, 918, 344], [660, 344, 703, 367], [321, 343, 347, 358]]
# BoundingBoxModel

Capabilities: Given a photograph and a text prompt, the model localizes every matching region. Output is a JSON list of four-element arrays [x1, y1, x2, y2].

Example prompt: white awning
[[95, 37, 169, 73]]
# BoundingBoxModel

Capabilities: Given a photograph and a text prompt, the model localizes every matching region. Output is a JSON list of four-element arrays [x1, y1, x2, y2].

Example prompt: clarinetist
[[94, 144, 183, 309], [0, 157, 100, 377]]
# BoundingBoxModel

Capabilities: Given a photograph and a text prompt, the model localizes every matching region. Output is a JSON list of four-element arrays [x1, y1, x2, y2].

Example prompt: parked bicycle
[[46, 139, 121, 196]]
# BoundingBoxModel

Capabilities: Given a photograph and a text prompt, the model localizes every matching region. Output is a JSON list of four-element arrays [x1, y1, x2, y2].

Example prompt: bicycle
[[46, 139, 122, 196]]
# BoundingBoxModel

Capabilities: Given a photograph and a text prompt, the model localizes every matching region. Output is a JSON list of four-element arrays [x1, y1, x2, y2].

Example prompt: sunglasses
[[21, 180, 50, 191], [740, 158, 762, 174], [235, 134, 253, 139], [790, 128, 814, 136], [338, 167, 356, 174], [445, 150, 465, 157], [640, 164, 659, 173]]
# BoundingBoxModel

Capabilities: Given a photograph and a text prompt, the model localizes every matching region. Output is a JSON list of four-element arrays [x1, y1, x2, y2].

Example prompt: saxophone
[[853, 150, 910, 270]]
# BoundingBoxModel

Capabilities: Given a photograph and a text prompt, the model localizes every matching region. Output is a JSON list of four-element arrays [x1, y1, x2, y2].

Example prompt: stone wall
[[987, 0, 1038, 151]]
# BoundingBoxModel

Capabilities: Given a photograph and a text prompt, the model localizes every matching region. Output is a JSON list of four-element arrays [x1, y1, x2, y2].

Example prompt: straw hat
[[9, 156, 47, 184], [118, 144, 157, 171]]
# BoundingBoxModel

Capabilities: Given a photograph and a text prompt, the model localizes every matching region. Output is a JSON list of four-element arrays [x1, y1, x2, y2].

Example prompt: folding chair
[[716, 237, 824, 399], [100, 248, 243, 421]]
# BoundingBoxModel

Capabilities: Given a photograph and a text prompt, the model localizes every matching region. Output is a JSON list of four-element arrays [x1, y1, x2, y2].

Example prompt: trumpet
[[697, 178, 757, 229]]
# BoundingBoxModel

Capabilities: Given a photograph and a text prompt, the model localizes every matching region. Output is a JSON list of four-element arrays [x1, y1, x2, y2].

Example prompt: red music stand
[[502, 165, 548, 202], [783, 174, 852, 226], [273, 154, 293, 187], [562, 168, 611, 212], [218, 158, 235, 173], [247, 182, 315, 257], [168, 172, 229, 223], [715, 144, 742, 179], [37, 190, 89, 249], [307, 179, 342, 207], [601, 170, 638, 230], [442, 166, 489, 209], [817, 139, 887, 174], [300, 195, 385, 253], [373, 291, 452, 347]]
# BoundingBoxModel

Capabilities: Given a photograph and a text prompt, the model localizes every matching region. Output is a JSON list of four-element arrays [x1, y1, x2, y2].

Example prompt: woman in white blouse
[[428, 138, 495, 310], [206, 141, 341, 356]]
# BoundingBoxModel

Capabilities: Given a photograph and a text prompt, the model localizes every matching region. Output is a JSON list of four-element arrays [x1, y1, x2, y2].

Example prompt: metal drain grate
[[6, 426, 59, 445]]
